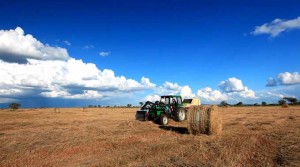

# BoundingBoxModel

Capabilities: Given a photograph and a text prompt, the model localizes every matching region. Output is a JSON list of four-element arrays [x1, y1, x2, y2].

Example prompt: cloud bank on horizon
[[0, 27, 155, 104], [0, 27, 299, 107]]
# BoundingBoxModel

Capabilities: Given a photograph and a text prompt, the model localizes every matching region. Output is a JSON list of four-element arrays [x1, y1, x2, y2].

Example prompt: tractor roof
[[160, 95, 181, 98]]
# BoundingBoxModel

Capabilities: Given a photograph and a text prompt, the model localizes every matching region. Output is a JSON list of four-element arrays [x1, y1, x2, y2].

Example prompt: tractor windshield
[[160, 97, 170, 105], [176, 97, 182, 104], [160, 96, 182, 105]]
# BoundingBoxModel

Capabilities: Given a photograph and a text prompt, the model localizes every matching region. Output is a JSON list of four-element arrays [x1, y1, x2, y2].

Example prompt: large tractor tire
[[175, 108, 186, 122], [160, 114, 169, 126]]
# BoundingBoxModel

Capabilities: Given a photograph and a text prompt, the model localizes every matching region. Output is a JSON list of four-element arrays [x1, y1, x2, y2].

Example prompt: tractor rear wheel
[[160, 114, 168, 126], [175, 109, 186, 122]]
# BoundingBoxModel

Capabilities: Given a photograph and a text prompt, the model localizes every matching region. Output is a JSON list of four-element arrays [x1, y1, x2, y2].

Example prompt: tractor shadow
[[159, 126, 189, 135]]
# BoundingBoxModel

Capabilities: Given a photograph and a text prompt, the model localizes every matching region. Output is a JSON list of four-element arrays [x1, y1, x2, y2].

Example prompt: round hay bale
[[208, 105, 222, 135], [187, 105, 222, 135], [187, 106, 201, 135], [222, 105, 229, 108]]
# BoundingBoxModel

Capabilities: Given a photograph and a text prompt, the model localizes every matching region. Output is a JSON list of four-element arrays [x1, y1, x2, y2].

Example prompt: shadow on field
[[159, 126, 189, 134]]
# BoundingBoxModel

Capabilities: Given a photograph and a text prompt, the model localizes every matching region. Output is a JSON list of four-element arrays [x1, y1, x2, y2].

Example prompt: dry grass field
[[0, 106, 299, 166]]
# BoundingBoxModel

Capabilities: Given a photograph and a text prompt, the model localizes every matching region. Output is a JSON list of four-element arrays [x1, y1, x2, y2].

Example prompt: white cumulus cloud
[[197, 78, 257, 103], [144, 94, 160, 102], [156, 82, 182, 95], [156, 82, 194, 98], [267, 72, 300, 86], [237, 87, 257, 99], [141, 77, 156, 88], [218, 77, 245, 92], [0, 27, 70, 63], [197, 87, 228, 102], [252, 17, 300, 37], [180, 85, 195, 99], [163, 82, 181, 91], [278, 72, 300, 85]]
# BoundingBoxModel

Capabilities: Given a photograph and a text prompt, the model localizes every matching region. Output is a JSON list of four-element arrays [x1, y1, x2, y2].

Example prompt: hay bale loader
[[183, 98, 201, 108], [136, 95, 200, 126]]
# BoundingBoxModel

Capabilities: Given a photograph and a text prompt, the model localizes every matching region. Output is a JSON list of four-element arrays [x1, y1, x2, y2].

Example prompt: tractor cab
[[160, 95, 183, 108]]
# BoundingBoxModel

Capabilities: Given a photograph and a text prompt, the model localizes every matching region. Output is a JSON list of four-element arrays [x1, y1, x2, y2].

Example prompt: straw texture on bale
[[282, 104, 289, 108], [187, 105, 222, 135]]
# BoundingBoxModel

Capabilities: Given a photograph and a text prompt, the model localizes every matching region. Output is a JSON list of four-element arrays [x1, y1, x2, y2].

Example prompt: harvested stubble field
[[0, 106, 300, 166]]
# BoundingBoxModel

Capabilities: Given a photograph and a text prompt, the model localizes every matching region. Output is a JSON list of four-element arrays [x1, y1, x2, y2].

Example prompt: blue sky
[[0, 0, 300, 107]]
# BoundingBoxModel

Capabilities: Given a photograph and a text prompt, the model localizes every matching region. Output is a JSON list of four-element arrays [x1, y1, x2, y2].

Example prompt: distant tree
[[278, 99, 286, 105], [127, 104, 132, 108], [220, 101, 229, 107], [283, 97, 298, 105], [139, 102, 144, 106], [9, 103, 21, 110], [254, 103, 260, 106], [261, 102, 267, 106], [235, 102, 243, 106], [88, 105, 94, 108], [97, 105, 101, 108]]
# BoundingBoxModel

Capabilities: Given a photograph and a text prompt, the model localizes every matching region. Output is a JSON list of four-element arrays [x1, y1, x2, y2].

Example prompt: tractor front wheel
[[160, 114, 168, 126]]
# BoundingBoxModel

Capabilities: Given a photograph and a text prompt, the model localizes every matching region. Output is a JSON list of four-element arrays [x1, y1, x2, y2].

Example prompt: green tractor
[[135, 95, 187, 126]]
